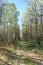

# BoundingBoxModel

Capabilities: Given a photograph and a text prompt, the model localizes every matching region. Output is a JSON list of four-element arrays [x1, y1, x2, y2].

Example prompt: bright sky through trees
[[7, 0, 29, 29], [0, 0, 32, 29]]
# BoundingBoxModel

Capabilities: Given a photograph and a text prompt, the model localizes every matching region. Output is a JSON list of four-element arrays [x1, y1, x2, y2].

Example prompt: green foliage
[[38, 38, 43, 47], [0, 2, 20, 42], [22, 0, 43, 46], [25, 40, 35, 48]]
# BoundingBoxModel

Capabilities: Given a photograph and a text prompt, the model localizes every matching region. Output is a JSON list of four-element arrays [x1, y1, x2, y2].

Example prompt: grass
[[0, 41, 43, 65], [25, 61, 38, 65]]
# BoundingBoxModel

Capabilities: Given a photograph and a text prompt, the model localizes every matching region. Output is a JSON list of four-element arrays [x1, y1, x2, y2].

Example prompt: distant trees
[[0, 2, 20, 42], [22, 0, 43, 44], [0, 0, 43, 45]]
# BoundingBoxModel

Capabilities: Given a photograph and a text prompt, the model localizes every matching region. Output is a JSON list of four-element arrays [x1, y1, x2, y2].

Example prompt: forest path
[[15, 49, 43, 65], [0, 47, 43, 65]]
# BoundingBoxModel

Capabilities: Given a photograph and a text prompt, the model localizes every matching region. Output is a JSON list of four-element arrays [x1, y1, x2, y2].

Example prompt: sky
[[7, 0, 28, 29], [1, 0, 32, 29]]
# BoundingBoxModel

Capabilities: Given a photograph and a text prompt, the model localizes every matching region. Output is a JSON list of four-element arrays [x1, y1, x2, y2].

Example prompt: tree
[[1, 2, 20, 42], [38, 0, 43, 38], [22, 9, 30, 41], [22, 0, 43, 44], [0, 0, 6, 41]]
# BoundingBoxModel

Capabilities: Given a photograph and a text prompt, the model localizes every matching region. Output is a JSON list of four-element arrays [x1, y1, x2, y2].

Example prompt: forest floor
[[0, 42, 43, 65]]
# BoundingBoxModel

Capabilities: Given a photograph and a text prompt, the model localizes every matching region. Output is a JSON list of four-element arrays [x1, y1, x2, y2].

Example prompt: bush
[[25, 39, 38, 49], [38, 38, 43, 47]]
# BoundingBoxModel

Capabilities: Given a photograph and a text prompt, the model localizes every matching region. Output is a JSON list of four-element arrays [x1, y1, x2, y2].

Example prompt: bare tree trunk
[[34, 0, 38, 44], [40, 5, 43, 38], [30, 20, 32, 40], [0, 1, 2, 42]]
